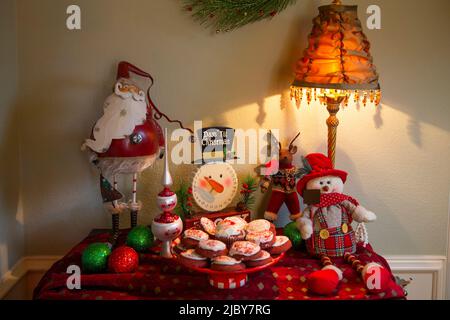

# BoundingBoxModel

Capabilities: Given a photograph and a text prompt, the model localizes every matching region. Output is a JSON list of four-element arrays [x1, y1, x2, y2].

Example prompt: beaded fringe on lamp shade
[[290, 4, 381, 106]]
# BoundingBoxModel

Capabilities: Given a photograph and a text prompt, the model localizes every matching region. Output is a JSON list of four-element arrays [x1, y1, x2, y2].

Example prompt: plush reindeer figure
[[260, 132, 302, 222]]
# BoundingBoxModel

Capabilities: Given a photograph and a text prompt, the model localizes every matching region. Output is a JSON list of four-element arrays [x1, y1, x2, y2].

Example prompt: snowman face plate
[[192, 162, 238, 212]]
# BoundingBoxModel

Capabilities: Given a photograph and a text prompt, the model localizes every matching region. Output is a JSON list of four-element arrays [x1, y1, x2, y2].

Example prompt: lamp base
[[325, 96, 345, 165]]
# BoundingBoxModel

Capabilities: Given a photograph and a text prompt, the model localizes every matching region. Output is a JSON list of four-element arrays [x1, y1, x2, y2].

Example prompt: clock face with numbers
[[192, 162, 239, 212]]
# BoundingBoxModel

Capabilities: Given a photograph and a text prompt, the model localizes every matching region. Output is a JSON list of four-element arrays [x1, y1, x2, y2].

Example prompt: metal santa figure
[[82, 61, 189, 243]]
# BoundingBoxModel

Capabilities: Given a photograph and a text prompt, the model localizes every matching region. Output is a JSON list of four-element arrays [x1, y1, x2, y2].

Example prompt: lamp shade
[[291, 4, 380, 105]]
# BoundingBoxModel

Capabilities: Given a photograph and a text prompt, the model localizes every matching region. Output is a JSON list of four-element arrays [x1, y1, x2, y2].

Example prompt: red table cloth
[[33, 230, 405, 300]]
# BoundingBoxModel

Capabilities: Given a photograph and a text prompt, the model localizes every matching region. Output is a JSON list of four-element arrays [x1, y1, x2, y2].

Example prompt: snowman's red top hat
[[296, 153, 348, 196]]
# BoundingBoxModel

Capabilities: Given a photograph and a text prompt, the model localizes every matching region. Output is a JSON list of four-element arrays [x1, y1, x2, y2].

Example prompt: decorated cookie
[[215, 220, 246, 247], [182, 229, 209, 248], [245, 250, 273, 268], [246, 219, 276, 234], [200, 217, 216, 236], [179, 249, 208, 268], [245, 230, 276, 249], [223, 216, 248, 229], [211, 256, 246, 272], [268, 236, 292, 255], [229, 241, 263, 261], [196, 239, 228, 258]]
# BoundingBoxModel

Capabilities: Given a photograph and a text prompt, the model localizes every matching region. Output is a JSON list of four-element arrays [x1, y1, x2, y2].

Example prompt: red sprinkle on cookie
[[211, 256, 246, 272], [196, 240, 228, 258], [182, 229, 209, 248], [246, 230, 276, 249], [223, 216, 248, 229], [268, 236, 292, 255], [178, 249, 208, 268], [245, 250, 273, 268], [229, 241, 262, 261], [215, 220, 246, 247], [245, 219, 275, 234], [200, 217, 216, 236]]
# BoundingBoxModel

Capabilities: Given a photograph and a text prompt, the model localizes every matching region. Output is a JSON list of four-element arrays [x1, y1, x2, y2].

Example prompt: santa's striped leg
[[344, 253, 391, 293], [307, 255, 343, 296], [129, 173, 140, 228], [111, 213, 120, 244], [110, 176, 121, 244], [100, 174, 124, 245]]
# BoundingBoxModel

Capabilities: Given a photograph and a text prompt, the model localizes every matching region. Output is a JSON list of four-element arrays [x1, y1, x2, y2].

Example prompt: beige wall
[[12, 0, 450, 258], [0, 0, 23, 278]]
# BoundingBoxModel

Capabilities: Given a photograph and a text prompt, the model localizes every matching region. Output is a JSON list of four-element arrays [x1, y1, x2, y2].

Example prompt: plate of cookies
[[174, 217, 292, 289]]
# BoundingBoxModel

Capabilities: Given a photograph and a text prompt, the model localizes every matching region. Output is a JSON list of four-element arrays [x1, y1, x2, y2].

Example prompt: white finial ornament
[[152, 127, 183, 258], [162, 128, 173, 188]]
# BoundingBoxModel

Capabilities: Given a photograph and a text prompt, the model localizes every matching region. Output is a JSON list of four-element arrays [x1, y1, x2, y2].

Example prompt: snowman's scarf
[[314, 193, 359, 208]]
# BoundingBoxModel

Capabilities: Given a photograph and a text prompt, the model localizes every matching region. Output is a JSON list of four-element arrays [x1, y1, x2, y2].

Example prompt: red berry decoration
[[108, 246, 139, 273]]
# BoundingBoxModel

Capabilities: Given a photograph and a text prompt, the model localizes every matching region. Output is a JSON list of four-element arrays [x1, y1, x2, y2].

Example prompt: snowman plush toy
[[296, 153, 393, 296]]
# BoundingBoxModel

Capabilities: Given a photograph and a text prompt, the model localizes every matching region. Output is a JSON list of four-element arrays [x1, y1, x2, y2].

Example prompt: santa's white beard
[[83, 94, 147, 153]]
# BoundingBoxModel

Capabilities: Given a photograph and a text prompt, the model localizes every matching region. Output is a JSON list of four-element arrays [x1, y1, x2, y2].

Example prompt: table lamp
[[290, 0, 380, 164]]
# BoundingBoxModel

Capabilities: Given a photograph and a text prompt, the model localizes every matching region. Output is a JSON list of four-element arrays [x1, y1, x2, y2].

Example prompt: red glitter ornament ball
[[108, 246, 139, 273]]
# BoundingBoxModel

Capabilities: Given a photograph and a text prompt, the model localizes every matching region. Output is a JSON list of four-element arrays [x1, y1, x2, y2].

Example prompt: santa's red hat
[[296, 153, 348, 196]]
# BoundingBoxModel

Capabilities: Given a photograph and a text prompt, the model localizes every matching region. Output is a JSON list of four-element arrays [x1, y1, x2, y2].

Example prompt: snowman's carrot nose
[[204, 177, 224, 194]]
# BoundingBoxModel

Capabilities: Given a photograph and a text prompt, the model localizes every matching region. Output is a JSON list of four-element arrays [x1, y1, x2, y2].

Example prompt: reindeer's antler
[[267, 130, 282, 154], [288, 132, 301, 150]]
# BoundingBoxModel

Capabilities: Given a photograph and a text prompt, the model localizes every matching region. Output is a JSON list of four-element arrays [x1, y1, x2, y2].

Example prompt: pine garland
[[239, 175, 258, 210], [183, 0, 298, 32], [175, 180, 194, 220]]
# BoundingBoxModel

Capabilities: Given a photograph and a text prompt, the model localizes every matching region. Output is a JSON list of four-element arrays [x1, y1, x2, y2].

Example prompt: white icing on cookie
[[223, 216, 247, 229], [184, 229, 209, 241], [249, 250, 271, 261], [198, 240, 226, 251], [211, 256, 241, 266], [181, 249, 207, 260], [246, 219, 271, 233], [215, 220, 244, 237], [246, 231, 274, 245], [272, 236, 289, 247], [229, 241, 260, 256], [200, 217, 216, 235]]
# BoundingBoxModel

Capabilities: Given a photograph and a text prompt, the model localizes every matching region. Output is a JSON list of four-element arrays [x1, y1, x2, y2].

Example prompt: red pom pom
[[307, 269, 340, 296], [108, 246, 139, 273], [363, 264, 392, 293]]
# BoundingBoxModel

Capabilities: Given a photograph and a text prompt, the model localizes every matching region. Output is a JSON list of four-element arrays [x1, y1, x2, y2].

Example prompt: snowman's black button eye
[[320, 182, 323, 185], [209, 176, 212, 179], [220, 174, 223, 178], [327, 181, 331, 185]]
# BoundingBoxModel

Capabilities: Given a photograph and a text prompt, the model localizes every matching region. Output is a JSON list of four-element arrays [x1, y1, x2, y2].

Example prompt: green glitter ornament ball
[[126, 225, 154, 252], [81, 242, 112, 273], [283, 222, 303, 249]]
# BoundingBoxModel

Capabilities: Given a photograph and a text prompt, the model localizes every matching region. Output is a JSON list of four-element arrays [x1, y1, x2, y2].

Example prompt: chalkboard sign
[[197, 127, 235, 164]]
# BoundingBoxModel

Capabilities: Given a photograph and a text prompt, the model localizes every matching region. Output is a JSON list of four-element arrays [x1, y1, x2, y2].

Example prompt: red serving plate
[[174, 252, 286, 289]]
